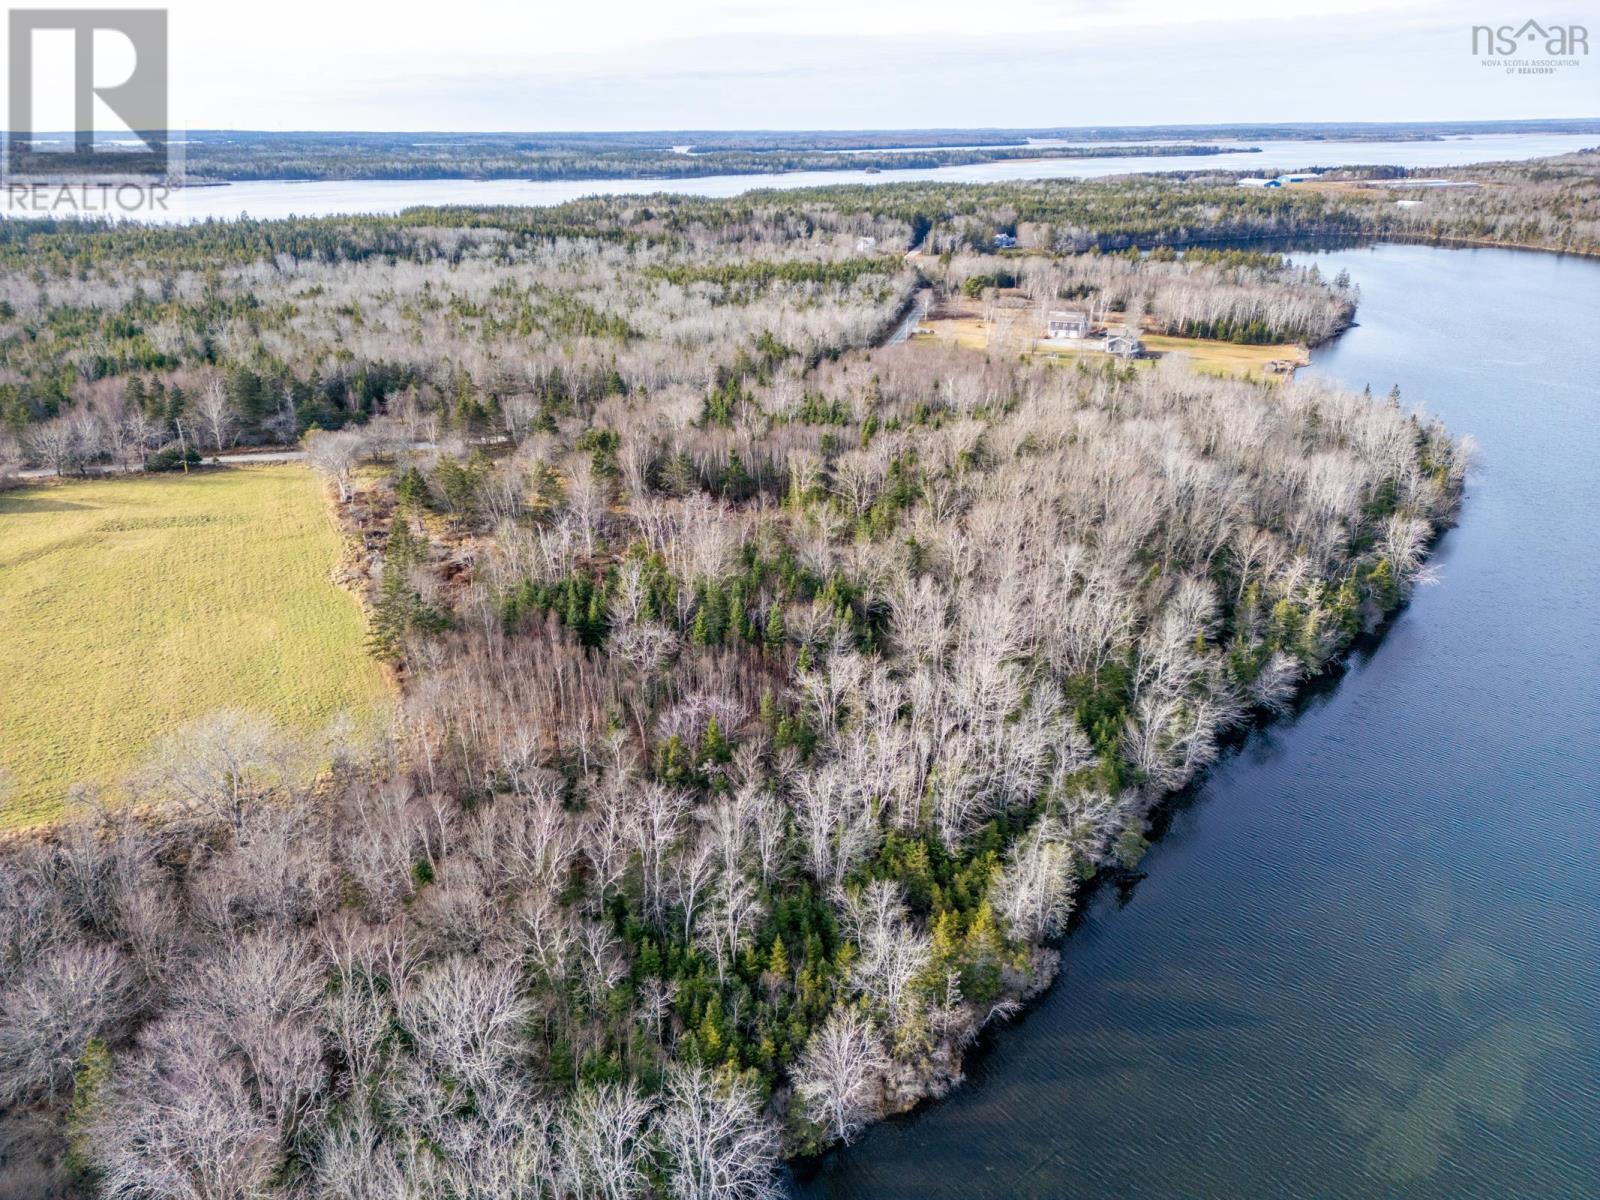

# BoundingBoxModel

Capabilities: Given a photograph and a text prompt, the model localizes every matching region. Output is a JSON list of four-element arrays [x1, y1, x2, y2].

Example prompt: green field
[[0, 467, 390, 828]]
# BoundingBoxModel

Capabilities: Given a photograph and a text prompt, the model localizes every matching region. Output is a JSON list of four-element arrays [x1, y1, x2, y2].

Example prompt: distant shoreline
[[46, 118, 1593, 185], [175, 142, 1262, 185]]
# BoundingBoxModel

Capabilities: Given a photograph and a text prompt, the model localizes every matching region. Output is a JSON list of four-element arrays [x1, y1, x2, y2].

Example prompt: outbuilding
[[1106, 333, 1143, 359]]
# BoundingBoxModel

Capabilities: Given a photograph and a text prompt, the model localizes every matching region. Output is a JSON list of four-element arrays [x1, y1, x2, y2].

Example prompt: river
[[791, 243, 1600, 1198], [36, 131, 1600, 223]]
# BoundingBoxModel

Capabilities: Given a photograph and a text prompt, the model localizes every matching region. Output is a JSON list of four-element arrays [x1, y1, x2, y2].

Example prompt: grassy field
[[0, 466, 389, 828], [1137, 333, 1309, 380], [917, 310, 1308, 380]]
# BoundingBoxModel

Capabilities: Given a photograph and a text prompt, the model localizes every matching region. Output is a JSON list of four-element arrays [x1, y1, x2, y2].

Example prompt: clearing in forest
[[0, 466, 389, 828], [918, 314, 1309, 379]]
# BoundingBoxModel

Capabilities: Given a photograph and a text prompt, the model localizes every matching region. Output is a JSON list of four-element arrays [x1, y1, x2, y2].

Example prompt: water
[[792, 243, 1600, 1198], [33, 132, 1600, 223]]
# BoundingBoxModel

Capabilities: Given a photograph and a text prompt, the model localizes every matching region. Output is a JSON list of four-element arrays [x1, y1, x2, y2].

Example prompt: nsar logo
[[1471, 18, 1588, 58]]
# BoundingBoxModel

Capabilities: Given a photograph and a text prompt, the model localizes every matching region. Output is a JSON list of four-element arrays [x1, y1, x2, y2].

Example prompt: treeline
[[666, 118, 1599, 148], [789, 153, 1600, 256], [587, 152, 1600, 257], [1374, 153, 1600, 255], [179, 140, 1256, 183]]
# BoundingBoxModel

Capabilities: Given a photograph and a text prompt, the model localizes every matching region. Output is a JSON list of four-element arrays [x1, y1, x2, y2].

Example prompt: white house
[[1046, 309, 1090, 339]]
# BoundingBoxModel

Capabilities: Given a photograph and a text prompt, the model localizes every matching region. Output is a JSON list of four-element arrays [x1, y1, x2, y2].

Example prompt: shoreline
[[787, 237, 1600, 1199], [783, 268, 1464, 1162]]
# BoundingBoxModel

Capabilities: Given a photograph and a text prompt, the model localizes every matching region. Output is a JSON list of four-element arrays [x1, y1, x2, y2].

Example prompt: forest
[[0, 197, 1359, 462], [7, 149, 1595, 464], [0, 168, 1474, 1199], [741, 152, 1600, 256]]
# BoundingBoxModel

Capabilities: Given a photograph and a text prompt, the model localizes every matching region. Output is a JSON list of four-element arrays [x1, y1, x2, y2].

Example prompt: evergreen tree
[[763, 603, 786, 654]]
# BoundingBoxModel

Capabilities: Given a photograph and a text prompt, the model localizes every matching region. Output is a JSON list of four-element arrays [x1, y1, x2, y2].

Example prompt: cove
[[792, 243, 1600, 1198]]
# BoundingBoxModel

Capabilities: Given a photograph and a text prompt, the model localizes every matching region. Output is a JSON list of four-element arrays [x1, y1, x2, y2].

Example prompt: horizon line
[[14, 117, 1600, 138]]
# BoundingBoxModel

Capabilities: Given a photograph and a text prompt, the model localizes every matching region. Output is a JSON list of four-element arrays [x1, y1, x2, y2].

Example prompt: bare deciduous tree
[[193, 378, 239, 452], [656, 1065, 780, 1200], [794, 1006, 889, 1145], [555, 1082, 653, 1200], [0, 943, 135, 1105], [304, 428, 368, 502], [989, 820, 1077, 943], [137, 709, 294, 838]]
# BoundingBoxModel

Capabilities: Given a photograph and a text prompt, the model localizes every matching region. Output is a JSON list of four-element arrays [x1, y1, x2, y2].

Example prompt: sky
[[8, 0, 1599, 131]]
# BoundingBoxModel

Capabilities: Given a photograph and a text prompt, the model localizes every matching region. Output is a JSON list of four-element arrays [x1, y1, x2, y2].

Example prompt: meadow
[[0, 466, 389, 828], [916, 314, 1309, 379]]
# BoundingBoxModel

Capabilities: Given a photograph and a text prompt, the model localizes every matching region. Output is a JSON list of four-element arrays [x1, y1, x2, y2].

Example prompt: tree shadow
[[0, 494, 94, 513]]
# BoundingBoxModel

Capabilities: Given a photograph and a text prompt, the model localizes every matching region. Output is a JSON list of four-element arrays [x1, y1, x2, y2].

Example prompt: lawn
[[0, 466, 390, 828], [917, 310, 1308, 380], [1137, 334, 1309, 380]]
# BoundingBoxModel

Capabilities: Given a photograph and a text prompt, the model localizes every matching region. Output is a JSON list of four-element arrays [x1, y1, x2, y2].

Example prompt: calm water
[[49, 132, 1600, 223], [793, 243, 1600, 1198]]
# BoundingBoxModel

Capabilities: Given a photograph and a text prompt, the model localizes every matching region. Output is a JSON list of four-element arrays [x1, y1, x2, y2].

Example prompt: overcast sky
[[15, 0, 1600, 130]]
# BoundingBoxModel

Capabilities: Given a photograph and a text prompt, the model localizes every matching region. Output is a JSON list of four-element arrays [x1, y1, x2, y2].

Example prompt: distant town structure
[[1045, 309, 1091, 339], [993, 232, 1018, 248], [1239, 172, 1324, 189], [1379, 178, 1479, 190]]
